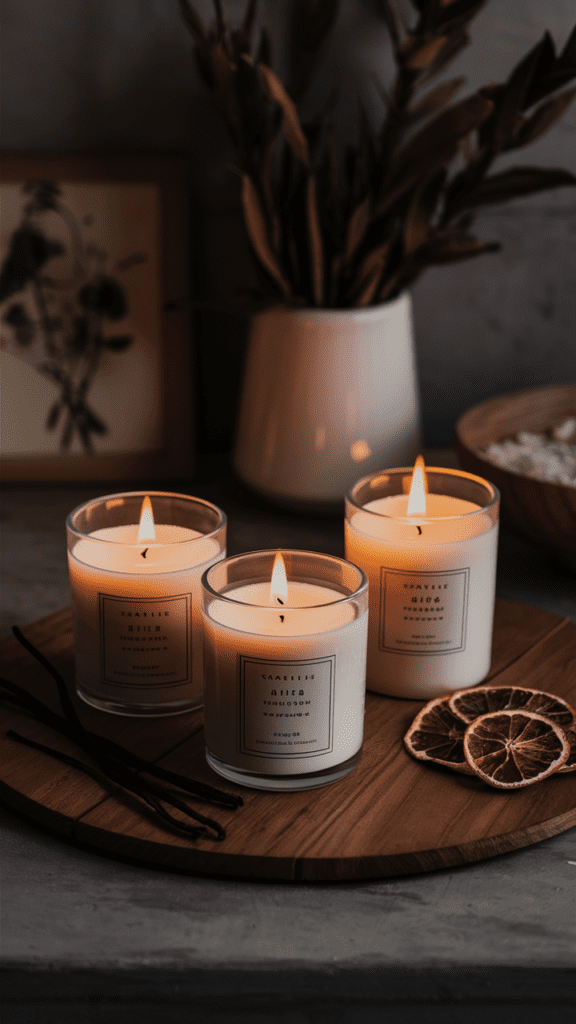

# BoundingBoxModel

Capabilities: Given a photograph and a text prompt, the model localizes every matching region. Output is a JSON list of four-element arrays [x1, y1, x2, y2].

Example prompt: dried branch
[[178, 1, 576, 307]]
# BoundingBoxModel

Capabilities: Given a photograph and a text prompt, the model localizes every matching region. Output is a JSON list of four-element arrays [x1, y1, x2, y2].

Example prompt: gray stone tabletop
[[1, 454, 575, 1022]]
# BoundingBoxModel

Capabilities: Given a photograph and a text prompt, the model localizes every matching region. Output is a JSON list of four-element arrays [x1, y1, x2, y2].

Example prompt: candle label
[[379, 567, 469, 655], [99, 593, 191, 687], [238, 655, 335, 759]]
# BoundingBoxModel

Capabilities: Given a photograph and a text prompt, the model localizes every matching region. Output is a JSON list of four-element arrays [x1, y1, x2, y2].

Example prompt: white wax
[[203, 580, 367, 776], [345, 493, 498, 699], [69, 523, 223, 711], [210, 582, 355, 636]]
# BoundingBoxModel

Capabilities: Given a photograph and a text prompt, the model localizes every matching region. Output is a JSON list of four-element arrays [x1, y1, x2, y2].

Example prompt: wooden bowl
[[454, 384, 576, 571]]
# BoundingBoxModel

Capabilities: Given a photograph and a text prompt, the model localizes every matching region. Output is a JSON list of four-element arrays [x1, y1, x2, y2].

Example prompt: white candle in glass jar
[[67, 493, 225, 716], [345, 459, 499, 699], [202, 552, 368, 789]]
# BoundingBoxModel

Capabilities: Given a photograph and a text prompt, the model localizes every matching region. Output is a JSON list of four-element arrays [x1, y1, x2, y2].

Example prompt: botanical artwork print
[[0, 179, 163, 457]]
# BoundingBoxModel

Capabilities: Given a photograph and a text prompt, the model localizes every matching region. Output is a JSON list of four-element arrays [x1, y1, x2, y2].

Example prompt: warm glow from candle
[[270, 552, 288, 606], [137, 496, 156, 542], [406, 456, 427, 516]]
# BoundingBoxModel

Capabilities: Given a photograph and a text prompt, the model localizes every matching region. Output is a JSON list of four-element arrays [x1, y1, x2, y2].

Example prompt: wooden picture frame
[[0, 154, 193, 482]]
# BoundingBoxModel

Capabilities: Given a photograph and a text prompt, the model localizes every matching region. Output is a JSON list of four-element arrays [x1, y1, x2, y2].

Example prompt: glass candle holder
[[67, 491, 226, 716], [345, 467, 499, 699], [201, 549, 368, 791]]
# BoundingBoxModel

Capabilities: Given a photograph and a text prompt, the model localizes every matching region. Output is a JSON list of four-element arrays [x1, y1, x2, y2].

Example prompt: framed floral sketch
[[0, 154, 193, 482]]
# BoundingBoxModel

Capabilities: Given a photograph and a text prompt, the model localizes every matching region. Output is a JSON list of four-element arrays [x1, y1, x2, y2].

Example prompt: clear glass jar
[[67, 491, 226, 716], [345, 467, 500, 699], [201, 549, 368, 790]]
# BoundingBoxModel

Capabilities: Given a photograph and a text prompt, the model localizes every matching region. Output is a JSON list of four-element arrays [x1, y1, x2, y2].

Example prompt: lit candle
[[201, 550, 368, 790], [67, 491, 226, 716], [345, 459, 499, 699]]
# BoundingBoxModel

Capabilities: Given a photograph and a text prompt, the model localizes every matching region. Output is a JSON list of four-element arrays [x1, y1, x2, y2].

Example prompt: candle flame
[[270, 552, 288, 606], [407, 455, 427, 516], [137, 496, 156, 542]]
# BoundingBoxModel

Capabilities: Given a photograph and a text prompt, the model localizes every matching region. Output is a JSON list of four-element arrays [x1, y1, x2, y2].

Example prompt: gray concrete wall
[[2, 0, 575, 446]]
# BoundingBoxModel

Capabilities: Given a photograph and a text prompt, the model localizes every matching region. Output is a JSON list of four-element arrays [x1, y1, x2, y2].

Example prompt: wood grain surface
[[1, 600, 575, 881]]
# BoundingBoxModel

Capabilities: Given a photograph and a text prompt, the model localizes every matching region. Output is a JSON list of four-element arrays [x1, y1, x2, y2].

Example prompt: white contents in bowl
[[481, 418, 576, 486]]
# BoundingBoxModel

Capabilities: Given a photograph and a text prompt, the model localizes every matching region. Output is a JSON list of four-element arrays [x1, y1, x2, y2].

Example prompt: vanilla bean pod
[[1, 672, 240, 811], [6, 729, 219, 840], [2, 679, 229, 840], [10, 626, 243, 808], [1, 625, 244, 841]]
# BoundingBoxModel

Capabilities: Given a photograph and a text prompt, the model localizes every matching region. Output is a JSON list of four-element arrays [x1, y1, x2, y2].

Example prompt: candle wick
[[141, 548, 149, 559], [276, 597, 284, 605], [279, 615, 284, 623], [416, 527, 422, 536]]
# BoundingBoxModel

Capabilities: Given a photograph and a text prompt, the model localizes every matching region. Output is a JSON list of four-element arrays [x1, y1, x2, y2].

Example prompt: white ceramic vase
[[233, 292, 422, 510]]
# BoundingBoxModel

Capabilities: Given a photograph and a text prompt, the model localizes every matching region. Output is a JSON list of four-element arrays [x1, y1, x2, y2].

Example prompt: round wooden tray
[[1, 600, 575, 881]]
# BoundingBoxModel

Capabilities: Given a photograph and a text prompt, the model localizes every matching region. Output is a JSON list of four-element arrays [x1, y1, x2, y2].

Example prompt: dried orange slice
[[449, 685, 574, 729], [558, 725, 576, 774], [403, 695, 472, 773], [463, 710, 570, 789]]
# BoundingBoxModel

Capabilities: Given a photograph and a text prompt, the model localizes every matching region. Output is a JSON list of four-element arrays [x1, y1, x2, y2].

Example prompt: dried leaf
[[61, 415, 74, 451], [489, 33, 555, 153], [257, 63, 309, 166], [211, 40, 235, 97], [419, 28, 471, 82], [419, 236, 501, 263], [358, 96, 377, 170], [277, 139, 295, 211], [84, 406, 108, 434], [508, 87, 576, 150], [452, 166, 576, 211], [406, 77, 465, 123], [522, 24, 576, 107], [353, 265, 384, 307], [406, 36, 448, 71], [319, 122, 338, 207], [351, 242, 390, 307], [178, 0, 207, 43], [45, 401, 62, 431], [456, 212, 475, 232], [213, 0, 228, 44], [392, 93, 493, 176], [237, 55, 265, 145], [522, 31, 559, 108], [307, 175, 324, 305], [403, 170, 446, 255], [434, 0, 488, 34], [261, 129, 282, 252], [528, 66, 576, 105], [458, 130, 479, 167], [287, 231, 304, 297], [343, 143, 363, 209], [238, 172, 292, 298], [236, 0, 258, 55], [375, 141, 459, 217], [344, 194, 372, 264], [378, 268, 405, 303], [289, 0, 339, 102], [256, 27, 272, 66]]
